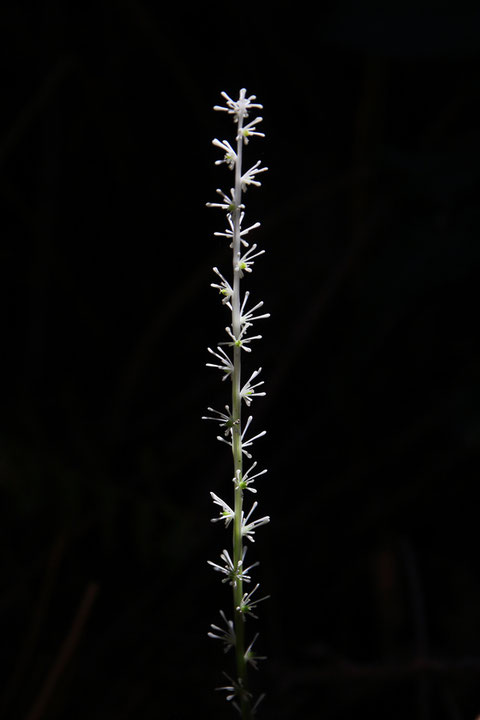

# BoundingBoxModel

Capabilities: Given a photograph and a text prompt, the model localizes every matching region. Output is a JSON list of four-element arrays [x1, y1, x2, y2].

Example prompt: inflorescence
[[204, 89, 270, 717]]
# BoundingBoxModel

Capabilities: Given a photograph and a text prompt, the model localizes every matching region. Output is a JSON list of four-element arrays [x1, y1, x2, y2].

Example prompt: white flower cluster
[[204, 89, 270, 715]]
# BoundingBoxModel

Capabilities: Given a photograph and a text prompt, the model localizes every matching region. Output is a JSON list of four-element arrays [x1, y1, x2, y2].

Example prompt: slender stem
[[231, 112, 252, 719]]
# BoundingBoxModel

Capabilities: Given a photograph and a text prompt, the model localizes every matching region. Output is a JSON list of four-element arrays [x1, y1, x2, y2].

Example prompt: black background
[[1, 2, 480, 719]]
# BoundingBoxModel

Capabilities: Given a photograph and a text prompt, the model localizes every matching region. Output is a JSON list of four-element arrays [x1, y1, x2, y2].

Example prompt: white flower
[[214, 88, 263, 121], [202, 405, 235, 435], [238, 117, 265, 144], [233, 462, 268, 493], [207, 548, 257, 587], [218, 678, 264, 716], [236, 244, 266, 277], [240, 368, 266, 406], [216, 673, 252, 705], [210, 491, 235, 526], [216, 677, 236, 703], [239, 291, 270, 328], [221, 324, 262, 353], [206, 188, 243, 214], [241, 501, 270, 542], [240, 161, 268, 191], [208, 610, 236, 652], [210, 267, 233, 306], [212, 138, 237, 169], [236, 583, 270, 619], [214, 214, 261, 248], [241, 416, 267, 458], [244, 633, 267, 670], [207, 549, 242, 586], [206, 346, 233, 379]]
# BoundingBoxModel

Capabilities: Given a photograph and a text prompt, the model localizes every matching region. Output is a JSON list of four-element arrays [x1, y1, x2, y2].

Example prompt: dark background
[[1, 2, 480, 719]]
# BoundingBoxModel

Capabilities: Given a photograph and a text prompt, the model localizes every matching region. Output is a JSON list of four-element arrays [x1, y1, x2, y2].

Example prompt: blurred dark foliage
[[1, 2, 480, 719]]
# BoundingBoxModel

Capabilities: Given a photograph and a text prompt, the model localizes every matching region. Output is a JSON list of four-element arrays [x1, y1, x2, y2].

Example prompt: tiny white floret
[[212, 138, 237, 169]]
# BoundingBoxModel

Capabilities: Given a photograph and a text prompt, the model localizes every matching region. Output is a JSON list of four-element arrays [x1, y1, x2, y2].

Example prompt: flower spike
[[206, 89, 269, 714]]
